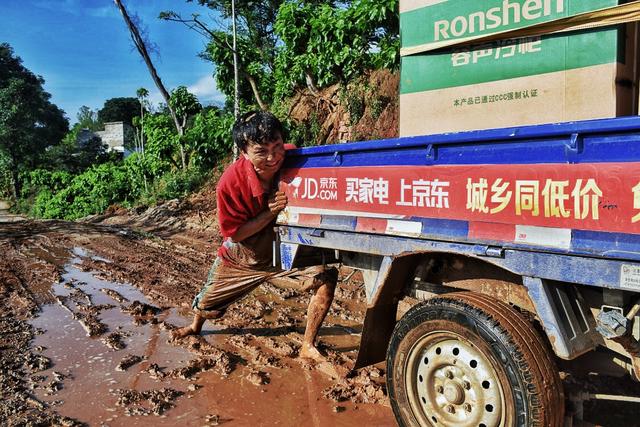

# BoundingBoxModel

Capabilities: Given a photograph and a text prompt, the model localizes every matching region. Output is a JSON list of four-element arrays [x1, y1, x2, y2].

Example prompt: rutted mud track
[[3, 206, 640, 426], [0, 214, 393, 426]]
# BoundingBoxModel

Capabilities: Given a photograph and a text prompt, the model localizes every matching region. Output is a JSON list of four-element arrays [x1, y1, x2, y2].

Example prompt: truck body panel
[[278, 117, 640, 262], [275, 117, 640, 369]]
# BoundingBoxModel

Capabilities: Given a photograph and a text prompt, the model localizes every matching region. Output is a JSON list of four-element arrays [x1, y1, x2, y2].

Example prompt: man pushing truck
[[172, 111, 337, 363]]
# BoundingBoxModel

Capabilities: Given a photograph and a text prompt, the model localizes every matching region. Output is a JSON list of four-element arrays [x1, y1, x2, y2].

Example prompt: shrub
[[153, 168, 210, 201]]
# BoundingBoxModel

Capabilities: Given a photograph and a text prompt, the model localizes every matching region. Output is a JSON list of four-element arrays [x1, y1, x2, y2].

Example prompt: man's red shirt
[[216, 145, 295, 259], [217, 155, 266, 240]]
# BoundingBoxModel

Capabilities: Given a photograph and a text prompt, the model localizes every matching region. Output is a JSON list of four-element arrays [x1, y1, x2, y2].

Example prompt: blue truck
[[274, 117, 640, 426]]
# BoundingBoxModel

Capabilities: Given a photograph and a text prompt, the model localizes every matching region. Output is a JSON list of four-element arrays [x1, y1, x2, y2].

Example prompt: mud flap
[[354, 302, 399, 369]]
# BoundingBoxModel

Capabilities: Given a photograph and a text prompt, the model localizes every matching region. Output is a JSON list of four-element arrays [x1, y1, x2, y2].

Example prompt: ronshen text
[[434, 0, 565, 42]]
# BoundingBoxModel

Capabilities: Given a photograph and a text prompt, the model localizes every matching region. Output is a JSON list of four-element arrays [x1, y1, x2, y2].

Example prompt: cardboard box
[[399, 0, 639, 136]]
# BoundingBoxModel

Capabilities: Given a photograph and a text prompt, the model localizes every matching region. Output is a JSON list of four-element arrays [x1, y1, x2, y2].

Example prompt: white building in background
[[77, 122, 136, 157], [95, 122, 135, 156]]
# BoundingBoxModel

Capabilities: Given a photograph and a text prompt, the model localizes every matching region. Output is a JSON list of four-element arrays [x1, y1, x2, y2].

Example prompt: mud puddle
[[28, 247, 395, 426], [29, 247, 197, 425]]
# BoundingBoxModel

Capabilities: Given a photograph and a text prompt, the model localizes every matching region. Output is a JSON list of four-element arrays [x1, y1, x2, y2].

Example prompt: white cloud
[[146, 90, 166, 111], [86, 6, 118, 19], [187, 74, 226, 105]]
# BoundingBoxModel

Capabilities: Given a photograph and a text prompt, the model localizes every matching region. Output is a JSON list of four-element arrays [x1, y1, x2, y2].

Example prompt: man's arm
[[229, 191, 287, 243]]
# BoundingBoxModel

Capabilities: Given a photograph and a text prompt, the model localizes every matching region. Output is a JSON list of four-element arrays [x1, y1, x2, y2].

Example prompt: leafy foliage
[[19, 106, 236, 219], [42, 126, 112, 174], [98, 97, 141, 126], [142, 112, 180, 172], [196, 0, 281, 108], [170, 86, 202, 123], [27, 162, 130, 219], [13, 1, 401, 220], [273, 0, 398, 99], [184, 109, 234, 169], [76, 105, 102, 131], [161, 0, 398, 112], [201, 29, 274, 109], [153, 168, 210, 201], [0, 43, 69, 198], [0, 150, 13, 199]]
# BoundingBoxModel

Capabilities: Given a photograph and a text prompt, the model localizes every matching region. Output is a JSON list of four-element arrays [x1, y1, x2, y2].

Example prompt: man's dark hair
[[232, 111, 284, 152]]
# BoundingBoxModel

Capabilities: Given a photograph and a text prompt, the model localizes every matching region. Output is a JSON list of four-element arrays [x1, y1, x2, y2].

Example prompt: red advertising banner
[[279, 163, 640, 234]]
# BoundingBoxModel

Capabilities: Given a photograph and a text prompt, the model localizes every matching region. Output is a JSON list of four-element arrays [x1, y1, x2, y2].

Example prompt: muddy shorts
[[191, 257, 338, 317]]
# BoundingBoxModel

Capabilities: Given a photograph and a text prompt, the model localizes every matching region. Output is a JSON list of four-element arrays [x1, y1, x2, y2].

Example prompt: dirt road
[[0, 205, 394, 426], [2, 201, 640, 426]]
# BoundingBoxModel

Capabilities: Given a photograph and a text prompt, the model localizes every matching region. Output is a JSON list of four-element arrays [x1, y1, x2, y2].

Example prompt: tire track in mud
[[0, 232, 83, 426], [0, 219, 395, 426]]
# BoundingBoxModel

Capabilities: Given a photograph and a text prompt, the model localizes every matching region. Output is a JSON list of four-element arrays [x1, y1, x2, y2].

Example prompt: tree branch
[[114, 0, 183, 144]]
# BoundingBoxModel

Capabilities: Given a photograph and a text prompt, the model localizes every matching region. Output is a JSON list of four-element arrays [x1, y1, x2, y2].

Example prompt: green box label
[[400, 28, 619, 95], [401, 0, 618, 49]]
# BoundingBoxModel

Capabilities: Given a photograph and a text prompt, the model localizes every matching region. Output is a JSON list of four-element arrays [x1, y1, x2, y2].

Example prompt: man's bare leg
[[300, 281, 335, 361], [172, 310, 223, 339]]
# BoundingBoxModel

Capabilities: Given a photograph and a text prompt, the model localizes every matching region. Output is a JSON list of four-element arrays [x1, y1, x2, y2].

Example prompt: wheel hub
[[443, 381, 465, 405], [406, 335, 505, 426]]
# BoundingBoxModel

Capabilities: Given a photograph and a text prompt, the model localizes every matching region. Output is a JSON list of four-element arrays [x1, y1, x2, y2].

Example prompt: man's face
[[242, 133, 285, 180]]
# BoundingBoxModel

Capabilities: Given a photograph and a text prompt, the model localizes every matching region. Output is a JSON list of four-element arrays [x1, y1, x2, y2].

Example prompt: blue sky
[[1, 0, 227, 124]]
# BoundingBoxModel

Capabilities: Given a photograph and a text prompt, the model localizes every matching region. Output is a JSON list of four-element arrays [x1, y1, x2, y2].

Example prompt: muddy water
[[29, 247, 396, 426]]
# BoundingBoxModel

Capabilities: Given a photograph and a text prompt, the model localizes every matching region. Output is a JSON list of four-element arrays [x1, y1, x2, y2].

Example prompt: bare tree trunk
[[114, 0, 185, 168], [133, 128, 140, 152], [140, 102, 145, 155], [178, 115, 187, 170], [10, 181, 17, 203], [305, 72, 321, 98], [243, 72, 268, 111], [232, 0, 239, 160], [10, 167, 18, 202]]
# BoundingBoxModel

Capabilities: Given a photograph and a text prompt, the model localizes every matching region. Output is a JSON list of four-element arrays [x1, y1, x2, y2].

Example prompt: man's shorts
[[192, 257, 338, 316]]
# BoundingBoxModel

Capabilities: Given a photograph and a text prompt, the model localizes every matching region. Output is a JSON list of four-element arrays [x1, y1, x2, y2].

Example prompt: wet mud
[[2, 207, 640, 426], [0, 215, 394, 426]]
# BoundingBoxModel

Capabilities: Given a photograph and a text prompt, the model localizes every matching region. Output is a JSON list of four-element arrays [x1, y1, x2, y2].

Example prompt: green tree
[[98, 97, 140, 126], [0, 43, 68, 199], [142, 112, 180, 173], [41, 125, 111, 174], [31, 162, 133, 220], [184, 108, 234, 169], [135, 87, 149, 153], [76, 105, 101, 131], [169, 86, 202, 169], [162, 0, 398, 110], [274, 0, 399, 99]]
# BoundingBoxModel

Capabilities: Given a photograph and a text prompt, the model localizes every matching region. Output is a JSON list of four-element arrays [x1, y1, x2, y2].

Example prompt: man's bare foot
[[171, 325, 199, 340], [172, 313, 206, 340], [299, 343, 326, 363]]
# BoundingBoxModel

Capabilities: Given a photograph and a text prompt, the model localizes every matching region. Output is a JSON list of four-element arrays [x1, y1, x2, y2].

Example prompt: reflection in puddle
[[30, 248, 196, 425], [29, 247, 395, 426], [72, 246, 111, 263]]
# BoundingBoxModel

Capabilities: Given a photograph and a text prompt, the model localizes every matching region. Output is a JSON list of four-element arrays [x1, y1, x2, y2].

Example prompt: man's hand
[[230, 191, 288, 242], [268, 191, 288, 216]]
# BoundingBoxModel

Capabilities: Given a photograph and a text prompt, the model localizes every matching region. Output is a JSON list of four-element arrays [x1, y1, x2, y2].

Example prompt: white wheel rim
[[404, 332, 507, 427]]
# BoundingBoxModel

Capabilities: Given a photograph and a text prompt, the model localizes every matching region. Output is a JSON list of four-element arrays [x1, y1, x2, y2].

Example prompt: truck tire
[[386, 292, 564, 427]]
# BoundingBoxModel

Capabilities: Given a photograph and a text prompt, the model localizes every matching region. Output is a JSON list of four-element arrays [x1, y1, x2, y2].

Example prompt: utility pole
[[232, 0, 239, 159]]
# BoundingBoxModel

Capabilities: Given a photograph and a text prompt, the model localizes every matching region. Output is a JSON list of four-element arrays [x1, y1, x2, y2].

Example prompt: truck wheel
[[387, 292, 564, 427]]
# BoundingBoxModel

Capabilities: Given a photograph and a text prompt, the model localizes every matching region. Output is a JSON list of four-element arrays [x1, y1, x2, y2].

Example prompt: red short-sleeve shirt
[[216, 156, 266, 240], [216, 144, 296, 257]]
